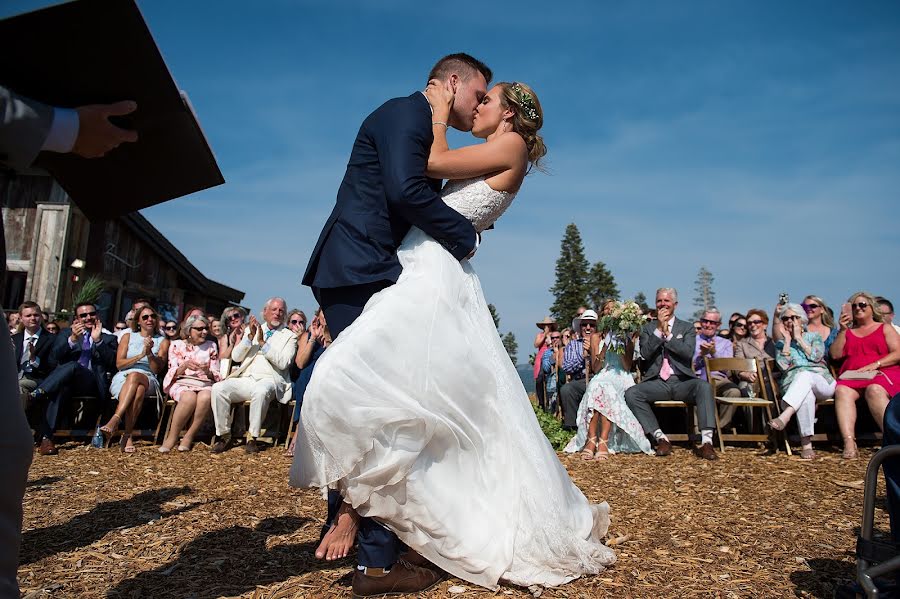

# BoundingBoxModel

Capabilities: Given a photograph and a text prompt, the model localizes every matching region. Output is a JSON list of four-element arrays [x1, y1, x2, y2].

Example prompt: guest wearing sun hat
[[559, 309, 599, 429]]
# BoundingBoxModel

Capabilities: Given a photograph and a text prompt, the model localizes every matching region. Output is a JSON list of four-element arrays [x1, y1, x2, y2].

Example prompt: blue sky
[[4, 0, 900, 360]]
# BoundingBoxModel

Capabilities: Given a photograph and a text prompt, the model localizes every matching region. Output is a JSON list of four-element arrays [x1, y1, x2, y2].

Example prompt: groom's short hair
[[428, 53, 492, 86]]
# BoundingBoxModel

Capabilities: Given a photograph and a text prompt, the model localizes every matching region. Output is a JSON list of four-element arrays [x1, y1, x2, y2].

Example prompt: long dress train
[[291, 177, 616, 589]]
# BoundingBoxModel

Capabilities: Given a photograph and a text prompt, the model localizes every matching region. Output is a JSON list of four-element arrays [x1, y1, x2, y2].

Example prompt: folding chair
[[857, 445, 900, 597], [653, 401, 698, 443], [705, 357, 786, 453]]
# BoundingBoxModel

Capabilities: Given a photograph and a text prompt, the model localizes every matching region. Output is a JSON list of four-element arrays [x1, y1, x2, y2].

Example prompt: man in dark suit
[[624, 288, 718, 460], [29, 302, 118, 456], [14, 302, 56, 450], [301, 53, 490, 597]]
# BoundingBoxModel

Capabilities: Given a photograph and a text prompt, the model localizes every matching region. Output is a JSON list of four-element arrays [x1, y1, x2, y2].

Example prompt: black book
[[0, 0, 224, 221]]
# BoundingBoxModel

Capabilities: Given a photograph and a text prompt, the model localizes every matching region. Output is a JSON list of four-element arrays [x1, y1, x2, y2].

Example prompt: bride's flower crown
[[510, 83, 539, 121]]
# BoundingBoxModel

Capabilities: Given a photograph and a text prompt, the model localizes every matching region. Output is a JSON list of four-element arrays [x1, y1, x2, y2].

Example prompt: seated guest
[[831, 291, 900, 459], [162, 320, 180, 342], [45, 321, 60, 335], [734, 309, 777, 396], [210, 298, 297, 454], [559, 309, 599, 430], [100, 306, 168, 452], [7, 312, 21, 336], [533, 316, 557, 411], [729, 315, 748, 344], [694, 309, 741, 429], [218, 306, 247, 363], [767, 303, 834, 459], [113, 321, 128, 334], [774, 294, 838, 356], [876, 297, 900, 336], [15, 303, 56, 455], [159, 315, 221, 452], [210, 318, 223, 339], [692, 321, 701, 335], [115, 312, 133, 341], [287, 309, 307, 336], [29, 303, 118, 455], [287, 309, 331, 456], [540, 329, 564, 415], [624, 288, 717, 460]]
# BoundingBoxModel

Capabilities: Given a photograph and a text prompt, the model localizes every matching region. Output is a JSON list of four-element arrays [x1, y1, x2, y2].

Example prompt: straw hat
[[535, 316, 557, 329]]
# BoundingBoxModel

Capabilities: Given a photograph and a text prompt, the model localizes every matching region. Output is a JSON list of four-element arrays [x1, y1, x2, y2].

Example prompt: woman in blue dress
[[100, 305, 169, 452]]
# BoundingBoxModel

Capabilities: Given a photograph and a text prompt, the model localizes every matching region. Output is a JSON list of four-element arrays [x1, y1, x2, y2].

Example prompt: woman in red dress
[[831, 291, 900, 459]]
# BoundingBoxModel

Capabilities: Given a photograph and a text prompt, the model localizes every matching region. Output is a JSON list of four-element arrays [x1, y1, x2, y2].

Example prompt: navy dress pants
[[313, 281, 402, 569]]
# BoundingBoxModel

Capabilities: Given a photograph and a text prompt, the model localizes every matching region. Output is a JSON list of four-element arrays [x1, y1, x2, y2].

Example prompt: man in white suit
[[210, 298, 297, 454]]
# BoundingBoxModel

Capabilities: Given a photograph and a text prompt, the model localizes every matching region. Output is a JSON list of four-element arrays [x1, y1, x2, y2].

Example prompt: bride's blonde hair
[[498, 81, 547, 170]]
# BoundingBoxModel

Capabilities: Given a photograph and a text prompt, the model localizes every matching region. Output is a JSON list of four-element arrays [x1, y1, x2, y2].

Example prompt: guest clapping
[[734, 309, 777, 396], [767, 303, 835, 459], [100, 306, 169, 453], [218, 307, 247, 362], [159, 315, 221, 452], [831, 291, 900, 459]]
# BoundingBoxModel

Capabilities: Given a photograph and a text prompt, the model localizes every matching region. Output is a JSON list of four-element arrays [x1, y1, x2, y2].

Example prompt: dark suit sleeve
[[372, 104, 476, 261], [94, 334, 118, 372], [0, 85, 53, 170]]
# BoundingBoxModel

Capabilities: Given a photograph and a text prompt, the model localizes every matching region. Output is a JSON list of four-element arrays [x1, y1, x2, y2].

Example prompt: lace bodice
[[441, 177, 516, 233]]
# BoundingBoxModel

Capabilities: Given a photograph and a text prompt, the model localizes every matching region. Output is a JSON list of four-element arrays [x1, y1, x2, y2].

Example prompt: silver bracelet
[[432, 121, 448, 128]]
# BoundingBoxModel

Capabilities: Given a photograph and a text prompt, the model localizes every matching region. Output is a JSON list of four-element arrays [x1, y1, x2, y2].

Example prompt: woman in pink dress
[[159, 315, 221, 452], [831, 291, 900, 459]]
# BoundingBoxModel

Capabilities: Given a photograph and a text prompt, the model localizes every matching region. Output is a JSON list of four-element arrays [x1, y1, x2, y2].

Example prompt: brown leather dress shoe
[[693, 442, 718, 460], [244, 439, 260, 454], [655, 438, 672, 457], [351, 559, 444, 598], [210, 438, 232, 454], [399, 549, 440, 571], [38, 438, 58, 456]]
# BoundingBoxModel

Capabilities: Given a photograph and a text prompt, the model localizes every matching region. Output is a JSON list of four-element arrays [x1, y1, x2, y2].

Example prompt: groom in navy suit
[[302, 53, 491, 597]]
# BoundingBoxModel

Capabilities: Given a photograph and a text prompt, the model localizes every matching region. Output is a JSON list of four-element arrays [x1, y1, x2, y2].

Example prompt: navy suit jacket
[[13, 329, 55, 381], [303, 92, 477, 289], [52, 328, 118, 401]]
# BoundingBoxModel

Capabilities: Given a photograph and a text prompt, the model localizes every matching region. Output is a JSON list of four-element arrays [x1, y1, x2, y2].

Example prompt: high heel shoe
[[581, 436, 599, 461]]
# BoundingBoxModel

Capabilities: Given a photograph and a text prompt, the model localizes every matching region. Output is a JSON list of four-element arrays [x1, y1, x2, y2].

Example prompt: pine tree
[[634, 291, 649, 311], [692, 267, 717, 321], [586, 260, 619, 309], [487, 303, 500, 329], [502, 332, 519, 365], [550, 223, 590, 327]]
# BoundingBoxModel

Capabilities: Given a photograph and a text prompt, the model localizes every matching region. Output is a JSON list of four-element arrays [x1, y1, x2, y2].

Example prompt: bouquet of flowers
[[597, 300, 647, 353]]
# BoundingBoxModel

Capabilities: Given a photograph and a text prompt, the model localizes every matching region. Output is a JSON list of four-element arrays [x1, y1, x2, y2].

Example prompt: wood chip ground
[[19, 441, 887, 598]]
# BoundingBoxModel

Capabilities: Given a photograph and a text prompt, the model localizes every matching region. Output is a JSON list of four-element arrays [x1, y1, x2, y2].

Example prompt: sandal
[[99, 414, 121, 440], [594, 438, 610, 461], [768, 418, 785, 432], [842, 436, 858, 460], [581, 436, 599, 461], [119, 433, 135, 454]]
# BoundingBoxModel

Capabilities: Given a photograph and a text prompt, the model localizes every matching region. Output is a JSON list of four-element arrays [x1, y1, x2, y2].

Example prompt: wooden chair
[[283, 400, 297, 448], [705, 357, 787, 453], [653, 400, 698, 443]]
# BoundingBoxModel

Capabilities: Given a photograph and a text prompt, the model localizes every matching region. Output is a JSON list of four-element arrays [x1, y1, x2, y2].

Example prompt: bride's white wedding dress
[[290, 177, 616, 589]]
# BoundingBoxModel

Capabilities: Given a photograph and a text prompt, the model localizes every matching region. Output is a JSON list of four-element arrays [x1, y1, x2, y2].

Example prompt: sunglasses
[[852, 302, 870, 310], [747, 319, 765, 326], [581, 322, 596, 328], [228, 313, 243, 320], [802, 303, 820, 311], [46, 326, 59, 332], [140, 314, 158, 321], [114, 325, 128, 330], [191, 326, 209, 332], [290, 319, 305, 325], [781, 315, 800, 322], [77, 311, 97, 319], [700, 319, 720, 325], [733, 322, 747, 328], [550, 335, 561, 340]]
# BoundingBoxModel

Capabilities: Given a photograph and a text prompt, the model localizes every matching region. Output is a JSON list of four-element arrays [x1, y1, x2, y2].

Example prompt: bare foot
[[315, 503, 360, 560]]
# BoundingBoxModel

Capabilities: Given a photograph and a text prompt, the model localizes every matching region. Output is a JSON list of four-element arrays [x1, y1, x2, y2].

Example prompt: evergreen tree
[[502, 332, 519, 365], [634, 291, 649, 311], [692, 267, 717, 320], [586, 260, 619, 309], [487, 303, 500, 329], [550, 223, 590, 327]]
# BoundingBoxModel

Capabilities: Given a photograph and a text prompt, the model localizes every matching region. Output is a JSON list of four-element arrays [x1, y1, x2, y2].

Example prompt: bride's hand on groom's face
[[425, 79, 454, 119]]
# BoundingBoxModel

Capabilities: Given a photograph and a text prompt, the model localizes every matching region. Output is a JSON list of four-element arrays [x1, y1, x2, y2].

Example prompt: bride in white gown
[[291, 80, 616, 589]]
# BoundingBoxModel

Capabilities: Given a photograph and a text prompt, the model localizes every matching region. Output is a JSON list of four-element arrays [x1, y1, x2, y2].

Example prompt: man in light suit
[[301, 53, 490, 597], [0, 85, 137, 597], [210, 298, 297, 455], [624, 288, 718, 460]]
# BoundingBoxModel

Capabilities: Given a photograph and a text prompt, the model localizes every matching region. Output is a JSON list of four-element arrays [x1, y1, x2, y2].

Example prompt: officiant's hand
[[73, 101, 139, 158]]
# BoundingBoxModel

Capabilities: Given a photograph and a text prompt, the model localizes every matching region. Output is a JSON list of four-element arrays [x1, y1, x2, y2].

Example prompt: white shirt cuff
[[43, 107, 79, 153]]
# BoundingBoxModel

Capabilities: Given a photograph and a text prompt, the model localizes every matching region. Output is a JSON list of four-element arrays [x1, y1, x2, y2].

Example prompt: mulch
[[19, 440, 888, 598]]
